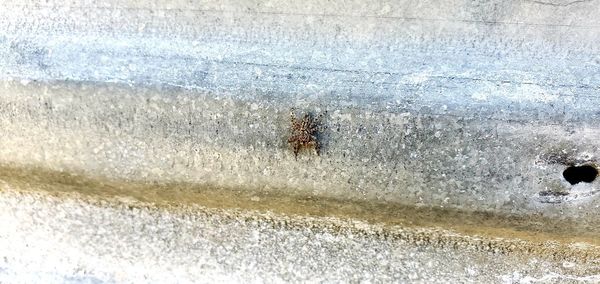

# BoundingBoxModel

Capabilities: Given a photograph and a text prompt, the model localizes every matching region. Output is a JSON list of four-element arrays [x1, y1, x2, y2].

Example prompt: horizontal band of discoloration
[[0, 164, 598, 265]]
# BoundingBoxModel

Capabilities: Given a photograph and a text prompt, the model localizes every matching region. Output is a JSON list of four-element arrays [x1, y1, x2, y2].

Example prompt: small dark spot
[[356, 125, 364, 134], [538, 190, 569, 197], [563, 165, 598, 185]]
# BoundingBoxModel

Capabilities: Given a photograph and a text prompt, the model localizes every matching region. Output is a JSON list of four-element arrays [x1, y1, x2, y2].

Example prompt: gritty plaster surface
[[0, 0, 599, 218], [0, 189, 598, 283], [2, 78, 600, 224], [0, 0, 600, 281]]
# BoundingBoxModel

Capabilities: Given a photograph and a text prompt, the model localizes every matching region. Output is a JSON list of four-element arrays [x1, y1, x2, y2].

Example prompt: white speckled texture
[[0, 189, 598, 283], [1, 80, 600, 223], [0, 0, 599, 219], [0, 0, 600, 281]]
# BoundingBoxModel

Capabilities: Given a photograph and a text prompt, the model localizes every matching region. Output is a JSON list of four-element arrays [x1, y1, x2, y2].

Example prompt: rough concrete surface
[[0, 0, 599, 282], [0, 188, 598, 283], [0, 1, 600, 215]]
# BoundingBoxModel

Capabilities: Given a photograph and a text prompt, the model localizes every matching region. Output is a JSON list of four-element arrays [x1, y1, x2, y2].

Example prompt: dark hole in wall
[[562, 165, 598, 185]]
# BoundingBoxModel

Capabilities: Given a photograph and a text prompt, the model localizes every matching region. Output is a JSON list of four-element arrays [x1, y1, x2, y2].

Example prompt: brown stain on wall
[[0, 164, 598, 266]]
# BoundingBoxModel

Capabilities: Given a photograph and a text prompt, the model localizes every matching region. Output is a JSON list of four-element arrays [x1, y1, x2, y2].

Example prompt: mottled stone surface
[[0, 189, 598, 283], [1, 80, 600, 222], [1, 0, 600, 213], [0, 0, 599, 281]]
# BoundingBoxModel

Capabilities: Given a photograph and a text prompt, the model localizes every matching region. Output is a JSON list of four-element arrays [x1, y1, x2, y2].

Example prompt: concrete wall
[[1, 0, 600, 221], [0, 0, 599, 281]]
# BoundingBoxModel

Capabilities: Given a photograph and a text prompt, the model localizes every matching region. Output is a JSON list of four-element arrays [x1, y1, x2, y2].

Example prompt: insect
[[288, 110, 324, 159]]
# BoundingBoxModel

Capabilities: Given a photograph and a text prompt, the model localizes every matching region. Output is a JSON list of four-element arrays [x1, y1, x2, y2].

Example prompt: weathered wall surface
[[1, 188, 598, 283], [0, 0, 599, 281], [1, 0, 599, 219]]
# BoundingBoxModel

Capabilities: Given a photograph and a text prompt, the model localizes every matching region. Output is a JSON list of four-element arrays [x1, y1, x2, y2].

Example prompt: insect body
[[288, 110, 323, 158]]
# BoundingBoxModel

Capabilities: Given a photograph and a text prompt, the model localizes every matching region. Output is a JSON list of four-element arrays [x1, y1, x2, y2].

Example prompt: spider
[[288, 110, 324, 158]]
